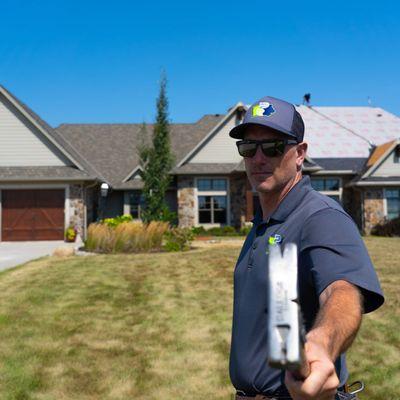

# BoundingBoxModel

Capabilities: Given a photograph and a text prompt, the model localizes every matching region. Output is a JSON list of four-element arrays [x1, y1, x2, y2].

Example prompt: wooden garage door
[[2, 189, 65, 241]]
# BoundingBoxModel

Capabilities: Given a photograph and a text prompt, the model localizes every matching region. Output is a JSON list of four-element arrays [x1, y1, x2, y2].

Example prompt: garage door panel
[[2, 189, 65, 241]]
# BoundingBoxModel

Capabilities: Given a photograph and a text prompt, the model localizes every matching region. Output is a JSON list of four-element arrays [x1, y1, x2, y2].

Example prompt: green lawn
[[0, 237, 398, 400]]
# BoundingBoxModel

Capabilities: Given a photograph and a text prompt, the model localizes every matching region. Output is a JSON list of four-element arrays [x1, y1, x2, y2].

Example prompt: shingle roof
[[56, 115, 224, 188], [0, 166, 93, 181], [312, 158, 367, 173], [296, 106, 400, 158], [172, 163, 238, 174]]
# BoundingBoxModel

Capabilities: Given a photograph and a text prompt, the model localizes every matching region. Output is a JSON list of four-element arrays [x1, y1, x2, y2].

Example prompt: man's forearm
[[306, 280, 363, 361]]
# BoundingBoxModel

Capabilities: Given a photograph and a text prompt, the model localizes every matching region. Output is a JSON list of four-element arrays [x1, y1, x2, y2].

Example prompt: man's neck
[[259, 173, 302, 221]]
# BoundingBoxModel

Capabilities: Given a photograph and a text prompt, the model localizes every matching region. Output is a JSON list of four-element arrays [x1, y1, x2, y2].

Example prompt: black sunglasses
[[236, 139, 298, 158]]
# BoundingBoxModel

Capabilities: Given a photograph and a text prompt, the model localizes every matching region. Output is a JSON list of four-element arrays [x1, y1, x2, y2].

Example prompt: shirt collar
[[251, 176, 312, 225]]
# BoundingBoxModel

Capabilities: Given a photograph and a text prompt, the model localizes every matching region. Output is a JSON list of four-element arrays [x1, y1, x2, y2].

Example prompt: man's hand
[[284, 280, 363, 399], [285, 340, 339, 400]]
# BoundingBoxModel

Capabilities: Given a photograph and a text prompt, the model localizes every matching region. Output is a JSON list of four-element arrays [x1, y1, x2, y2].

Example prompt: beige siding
[[189, 114, 242, 164], [0, 96, 70, 166], [373, 151, 400, 177]]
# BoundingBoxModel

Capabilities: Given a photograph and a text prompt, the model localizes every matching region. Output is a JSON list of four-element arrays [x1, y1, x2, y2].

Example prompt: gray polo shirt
[[229, 176, 384, 395]]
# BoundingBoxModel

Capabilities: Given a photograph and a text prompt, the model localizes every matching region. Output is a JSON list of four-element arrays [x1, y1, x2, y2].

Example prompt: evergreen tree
[[140, 73, 175, 222]]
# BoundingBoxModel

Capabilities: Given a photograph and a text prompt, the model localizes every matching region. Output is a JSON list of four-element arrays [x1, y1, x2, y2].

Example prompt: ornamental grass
[[85, 221, 169, 253]]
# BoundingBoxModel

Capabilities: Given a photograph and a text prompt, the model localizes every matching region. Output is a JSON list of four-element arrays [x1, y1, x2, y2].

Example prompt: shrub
[[85, 220, 169, 253], [205, 226, 238, 236], [102, 214, 133, 228], [239, 225, 252, 236], [191, 225, 251, 237], [371, 217, 400, 237], [191, 226, 207, 236], [163, 228, 194, 252]]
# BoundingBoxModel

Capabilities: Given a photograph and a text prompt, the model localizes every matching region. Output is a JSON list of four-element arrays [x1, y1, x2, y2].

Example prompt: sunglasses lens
[[238, 143, 257, 157], [237, 140, 286, 157], [260, 142, 278, 157]]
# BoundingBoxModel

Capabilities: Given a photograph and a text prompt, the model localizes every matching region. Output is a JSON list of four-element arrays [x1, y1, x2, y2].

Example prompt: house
[[1, 84, 399, 241]]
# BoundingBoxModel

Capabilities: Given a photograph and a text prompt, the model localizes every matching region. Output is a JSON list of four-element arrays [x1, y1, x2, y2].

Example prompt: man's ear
[[296, 142, 308, 171]]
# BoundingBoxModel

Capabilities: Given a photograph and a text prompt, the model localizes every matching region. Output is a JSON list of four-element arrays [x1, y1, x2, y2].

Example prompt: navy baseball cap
[[229, 96, 305, 142]]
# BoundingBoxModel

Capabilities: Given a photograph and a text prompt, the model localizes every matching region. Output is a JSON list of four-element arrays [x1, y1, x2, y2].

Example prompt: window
[[198, 195, 227, 223], [394, 146, 400, 164], [197, 178, 228, 225], [310, 177, 341, 203], [197, 178, 227, 191], [128, 191, 143, 219], [311, 178, 340, 191], [385, 189, 400, 220]]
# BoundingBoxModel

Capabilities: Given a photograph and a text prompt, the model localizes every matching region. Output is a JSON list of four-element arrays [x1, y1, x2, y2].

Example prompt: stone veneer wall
[[230, 173, 247, 229], [68, 184, 85, 238], [341, 177, 363, 230], [363, 188, 385, 234], [177, 176, 196, 228]]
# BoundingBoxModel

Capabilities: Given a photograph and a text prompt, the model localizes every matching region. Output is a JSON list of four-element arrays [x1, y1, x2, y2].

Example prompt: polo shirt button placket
[[248, 238, 259, 269]]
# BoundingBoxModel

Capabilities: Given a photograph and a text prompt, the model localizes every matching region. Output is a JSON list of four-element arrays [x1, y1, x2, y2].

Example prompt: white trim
[[123, 192, 131, 215], [361, 139, 400, 179], [177, 103, 245, 167], [0, 184, 69, 242], [194, 176, 230, 226], [383, 191, 388, 219], [312, 170, 355, 175], [0, 87, 85, 172], [354, 181, 400, 186], [122, 166, 144, 183]]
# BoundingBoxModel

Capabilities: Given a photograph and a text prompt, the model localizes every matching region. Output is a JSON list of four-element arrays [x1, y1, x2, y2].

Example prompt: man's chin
[[254, 181, 275, 193]]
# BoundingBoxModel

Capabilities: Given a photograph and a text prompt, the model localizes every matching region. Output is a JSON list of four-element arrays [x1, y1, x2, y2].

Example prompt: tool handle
[[291, 346, 311, 380]]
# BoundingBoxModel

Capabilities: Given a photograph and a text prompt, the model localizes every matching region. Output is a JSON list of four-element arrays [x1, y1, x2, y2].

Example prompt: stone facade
[[230, 173, 248, 228], [363, 188, 385, 234], [177, 176, 196, 228], [68, 184, 85, 238]]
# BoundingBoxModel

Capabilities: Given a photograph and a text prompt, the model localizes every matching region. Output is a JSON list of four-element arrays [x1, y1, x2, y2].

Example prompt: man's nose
[[252, 145, 267, 163]]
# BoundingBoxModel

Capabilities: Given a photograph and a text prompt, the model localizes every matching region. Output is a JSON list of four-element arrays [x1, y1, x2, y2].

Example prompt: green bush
[[205, 226, 238, 236], [102, 214, 133, 228], [191, 226, 208, 236], [239, 225, 252, 236], [191, 225, 251, 237], [163, 228, 194, 252], [371, 217, 400, 237]]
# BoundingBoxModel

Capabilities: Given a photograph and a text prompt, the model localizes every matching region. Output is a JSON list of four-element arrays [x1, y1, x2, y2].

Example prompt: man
[[228, 96, 384, 400]]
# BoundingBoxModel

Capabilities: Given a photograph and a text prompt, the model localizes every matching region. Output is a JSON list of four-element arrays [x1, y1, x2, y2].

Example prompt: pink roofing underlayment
[[295, 106, 400, 159]]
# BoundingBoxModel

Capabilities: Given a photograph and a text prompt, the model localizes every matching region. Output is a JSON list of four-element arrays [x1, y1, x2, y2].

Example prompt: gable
[[0, 94, 71, 167], [188, 111, 242, 164], [371, 146, 400, 177]]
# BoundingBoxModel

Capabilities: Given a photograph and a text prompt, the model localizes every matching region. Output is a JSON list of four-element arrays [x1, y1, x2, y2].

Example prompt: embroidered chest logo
[[266, 234, 283, 254], [268, 234, 283, 245]]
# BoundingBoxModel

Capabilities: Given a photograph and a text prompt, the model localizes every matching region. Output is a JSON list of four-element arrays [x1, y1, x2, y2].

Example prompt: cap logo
[[252, 102, 275, 118]]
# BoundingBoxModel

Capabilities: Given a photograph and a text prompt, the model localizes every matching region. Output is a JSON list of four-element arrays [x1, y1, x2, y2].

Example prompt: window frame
[[310, 176, 343, 203], [195, 177, 230, 227], [384, 188, 400, 220], [123, 190, 143, 220]]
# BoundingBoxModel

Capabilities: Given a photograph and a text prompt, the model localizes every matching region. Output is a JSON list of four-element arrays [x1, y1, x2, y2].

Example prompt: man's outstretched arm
[[285, 279, 363, 400]]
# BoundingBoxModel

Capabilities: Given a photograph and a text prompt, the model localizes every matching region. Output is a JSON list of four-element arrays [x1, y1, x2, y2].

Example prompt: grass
[[0, 237, 397, 399]]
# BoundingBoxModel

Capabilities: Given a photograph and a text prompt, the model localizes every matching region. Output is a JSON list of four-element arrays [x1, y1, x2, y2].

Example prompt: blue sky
[[0, 0, 399, 126]]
